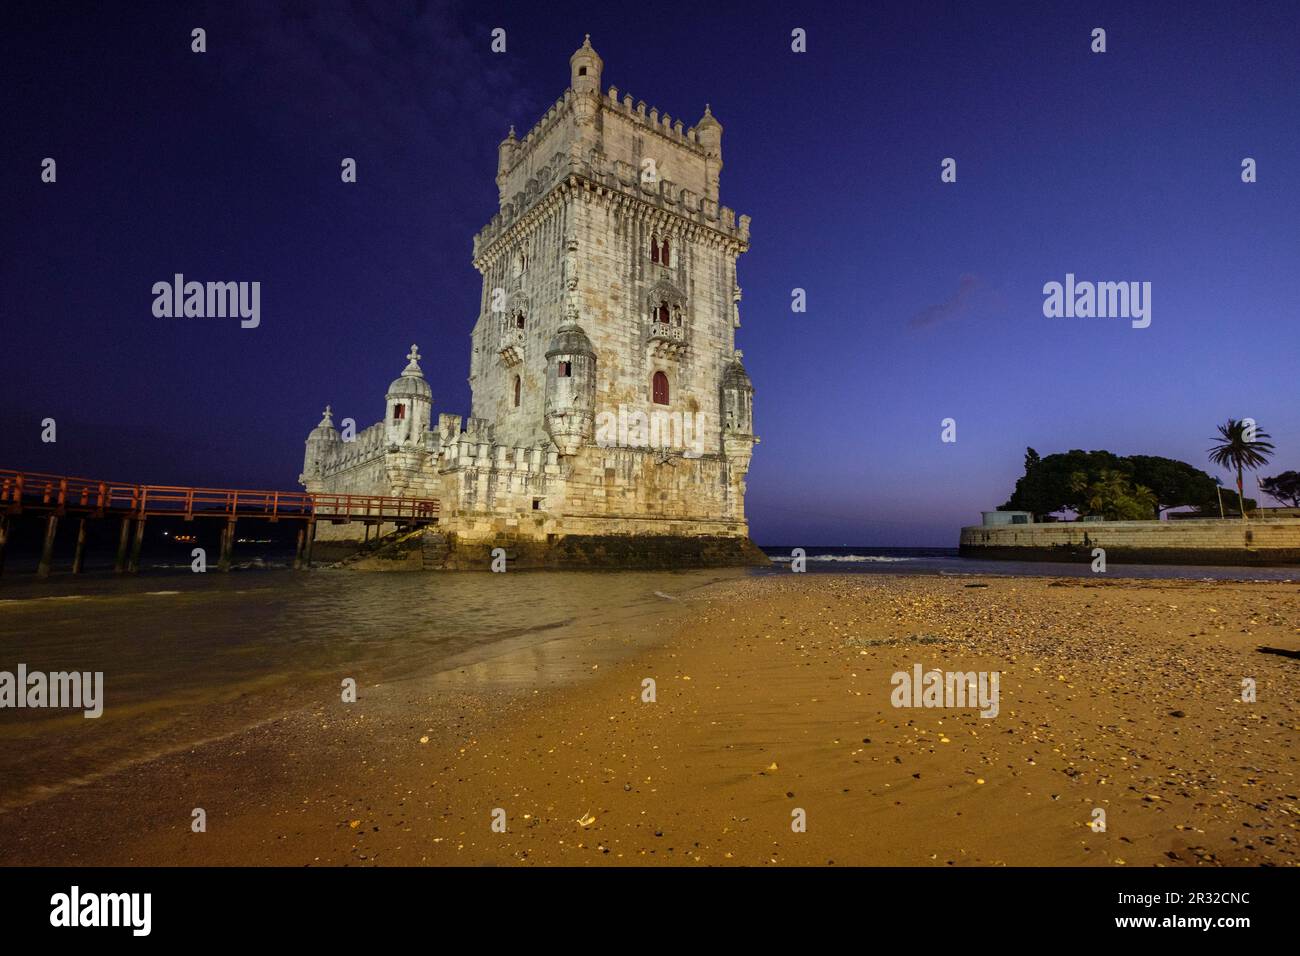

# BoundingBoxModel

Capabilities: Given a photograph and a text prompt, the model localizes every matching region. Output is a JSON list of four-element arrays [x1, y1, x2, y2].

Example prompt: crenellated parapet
[[317, 420, 386, 473], [600, 87, 711, 154], [498, 90, 576, 180], [440, 438, 561, 476], [500, 84, 715, 184]]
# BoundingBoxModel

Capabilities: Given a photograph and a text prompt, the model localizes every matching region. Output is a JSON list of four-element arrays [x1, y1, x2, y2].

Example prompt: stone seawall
[[315, 525, 769, 570], [959, 518, 1300, 566], [434, 532, 769, 570]]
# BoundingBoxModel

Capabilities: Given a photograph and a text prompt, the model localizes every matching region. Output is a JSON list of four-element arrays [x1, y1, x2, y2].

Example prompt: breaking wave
[[770, 554, 916, 563]]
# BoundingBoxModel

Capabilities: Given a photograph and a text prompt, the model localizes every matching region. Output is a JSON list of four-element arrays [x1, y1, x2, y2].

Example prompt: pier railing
[[0, 468, 440, 577], [0, 469, 439, 523]]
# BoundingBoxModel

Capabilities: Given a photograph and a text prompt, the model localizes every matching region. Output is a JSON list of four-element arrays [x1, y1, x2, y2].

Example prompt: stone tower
[[301, 37, 761, 565], [469, 35, 756, 470]]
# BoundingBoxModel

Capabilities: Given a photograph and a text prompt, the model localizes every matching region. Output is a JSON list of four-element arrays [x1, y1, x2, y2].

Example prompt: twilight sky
[[3, 0, 1297, 546]]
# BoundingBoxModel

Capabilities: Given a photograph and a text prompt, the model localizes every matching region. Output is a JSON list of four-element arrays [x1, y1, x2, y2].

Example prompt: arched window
[[661, 237, 671, 267], [652, 371, 669, 406], [650, 237, 660, 264], [513, 375, 521, 407], [657, 301, 670, 324], [515, 311, 526, 329]]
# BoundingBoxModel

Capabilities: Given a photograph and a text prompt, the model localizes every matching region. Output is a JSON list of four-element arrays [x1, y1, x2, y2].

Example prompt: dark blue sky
[[3, 1, 1297, 545]]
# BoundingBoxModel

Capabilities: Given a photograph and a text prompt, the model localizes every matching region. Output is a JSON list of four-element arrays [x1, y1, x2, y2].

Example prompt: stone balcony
[[648, 322, 686, 358], [498, 327, 525, 367]]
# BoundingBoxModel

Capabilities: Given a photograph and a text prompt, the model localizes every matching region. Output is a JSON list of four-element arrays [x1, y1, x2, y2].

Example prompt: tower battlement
[[503, 84, 715, 182], [496, 35, 730, 210]]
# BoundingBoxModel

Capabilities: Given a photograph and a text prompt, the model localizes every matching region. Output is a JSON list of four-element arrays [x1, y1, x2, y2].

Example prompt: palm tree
[[1208, 419, 1275, 519]]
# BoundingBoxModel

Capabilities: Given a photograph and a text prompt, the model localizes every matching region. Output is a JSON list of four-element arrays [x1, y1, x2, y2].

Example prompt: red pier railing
[[0, 468, 440, 577], [0, 469, 439, 524]]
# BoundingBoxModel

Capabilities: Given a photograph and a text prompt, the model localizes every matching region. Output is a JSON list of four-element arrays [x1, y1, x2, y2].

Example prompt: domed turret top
[[387, 344, 432, 399], [308, 404, 341, 441], [722, 355, 753, 391], [697, 103, 721, 129], [572, 34, 599, 60], [546, 320, 595, 359]]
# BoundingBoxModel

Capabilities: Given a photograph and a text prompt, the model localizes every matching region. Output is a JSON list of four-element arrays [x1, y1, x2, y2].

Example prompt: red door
[[652, 371, 669, 405]]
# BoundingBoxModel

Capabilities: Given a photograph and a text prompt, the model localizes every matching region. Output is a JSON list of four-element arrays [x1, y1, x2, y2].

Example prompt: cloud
[[908, 274, 994, 330]]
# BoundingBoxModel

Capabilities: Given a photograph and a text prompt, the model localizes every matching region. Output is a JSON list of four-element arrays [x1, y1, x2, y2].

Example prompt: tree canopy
[[1260, 471, 1300, 508], [1001, 449, 1224, 519]]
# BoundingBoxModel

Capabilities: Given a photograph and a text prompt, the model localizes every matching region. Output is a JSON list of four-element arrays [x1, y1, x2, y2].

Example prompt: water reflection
[[0, 568, 743, 809]]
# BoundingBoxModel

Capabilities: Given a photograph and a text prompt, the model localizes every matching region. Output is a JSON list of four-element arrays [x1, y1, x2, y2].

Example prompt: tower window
[[516, 312, 526, 329], [558, 361, 572, 377], [650, 237, 659, 264], [657, 301, 670, 323], [392, 404, 406, 420], [578, 67, 587, 76], [661, 237, 671, 267], [652, 371, 669, 406], [513, 375, 521, 407]]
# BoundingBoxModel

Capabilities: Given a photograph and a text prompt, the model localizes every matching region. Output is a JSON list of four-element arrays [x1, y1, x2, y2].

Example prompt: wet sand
[[2, 573, 1297, 866]]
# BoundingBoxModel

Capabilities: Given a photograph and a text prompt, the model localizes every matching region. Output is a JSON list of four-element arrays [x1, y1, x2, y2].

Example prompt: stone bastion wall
[[959, 518, 1300, 566]]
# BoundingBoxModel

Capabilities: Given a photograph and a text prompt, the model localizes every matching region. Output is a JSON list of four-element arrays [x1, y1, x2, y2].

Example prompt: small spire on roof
[[402, 344, 424, 376]]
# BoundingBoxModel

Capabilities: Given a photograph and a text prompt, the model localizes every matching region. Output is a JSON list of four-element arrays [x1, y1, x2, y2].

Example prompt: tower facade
[[470, 36, 753, 463], [300, 37, 760, 564]]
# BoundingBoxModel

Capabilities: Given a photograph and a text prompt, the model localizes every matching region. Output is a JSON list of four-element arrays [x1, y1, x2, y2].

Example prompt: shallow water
[[3, 547, 1293, 812], [0, 567, 741, 811], [759, 546, 1299, 581]]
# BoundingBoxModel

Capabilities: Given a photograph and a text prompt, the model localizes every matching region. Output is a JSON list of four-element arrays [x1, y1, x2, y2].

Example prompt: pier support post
[[128, 517, 145, 573], [37, 514, 59, 578], [219, 520, 236, 572], [293, 528, 305, 570], [303, 519, 316, 568], [115, 517, 132, 573], [0, 515, 8, 578], [72, 518, 88, 574]]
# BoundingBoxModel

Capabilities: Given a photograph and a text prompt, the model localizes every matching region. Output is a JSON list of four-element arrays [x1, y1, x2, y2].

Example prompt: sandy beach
[[1, 572, 1297, 867]]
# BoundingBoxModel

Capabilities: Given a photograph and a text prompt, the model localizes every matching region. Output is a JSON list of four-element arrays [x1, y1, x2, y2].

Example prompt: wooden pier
[[0, 468, 439, 578]]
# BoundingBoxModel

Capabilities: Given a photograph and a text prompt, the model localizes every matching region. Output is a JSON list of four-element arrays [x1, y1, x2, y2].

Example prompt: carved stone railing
[[649, 324, 685, 343]]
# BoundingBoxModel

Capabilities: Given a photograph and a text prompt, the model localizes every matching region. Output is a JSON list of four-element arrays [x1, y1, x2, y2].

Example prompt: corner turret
[[696, 104, 723, 200], [496, 126, 517, 200], [721, 352, 757, 480], [385, 345, 433, 447], [721, 353, 754, 436], [544, 321, 596, 456], [569, 34, 603, 96], [300, 405, 341, 487]]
